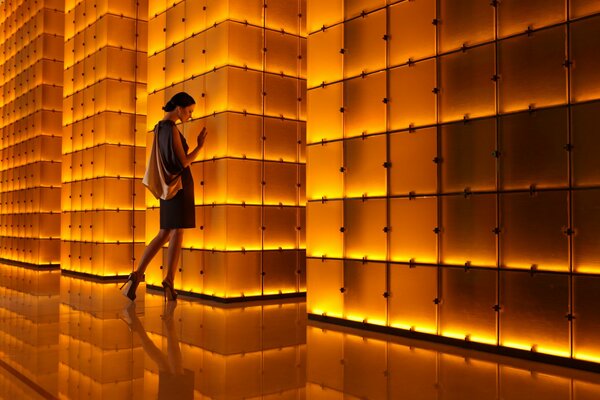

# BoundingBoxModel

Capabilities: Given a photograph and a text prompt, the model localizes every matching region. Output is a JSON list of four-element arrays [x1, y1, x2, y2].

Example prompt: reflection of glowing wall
[[306, 326, 600, 398], [145, 0, 307, 299], [306, 1, 600, 364], [0, 266, 60, 397], [142, 294, 305, 398], [0, 0, 63, 266], [61, 0, 148, 276], [59, 276, 143, 398]]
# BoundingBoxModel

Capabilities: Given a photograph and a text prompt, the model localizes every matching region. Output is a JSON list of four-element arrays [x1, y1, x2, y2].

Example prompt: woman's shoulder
[[156, 119, 176, 132]]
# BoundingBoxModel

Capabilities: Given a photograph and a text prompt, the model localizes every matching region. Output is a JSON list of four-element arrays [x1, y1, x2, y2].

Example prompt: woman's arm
[[171, 125, 205, 168]]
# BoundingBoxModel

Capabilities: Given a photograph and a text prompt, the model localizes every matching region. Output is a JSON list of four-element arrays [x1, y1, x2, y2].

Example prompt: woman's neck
[[162, 111, 178, 123]]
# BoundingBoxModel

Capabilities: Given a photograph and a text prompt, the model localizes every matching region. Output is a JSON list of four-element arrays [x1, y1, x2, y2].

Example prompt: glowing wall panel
[[0, 0, 64, 266], [306, 0, 600, 364], [145, 0, 307, 299], [61, 0, 148, 276]]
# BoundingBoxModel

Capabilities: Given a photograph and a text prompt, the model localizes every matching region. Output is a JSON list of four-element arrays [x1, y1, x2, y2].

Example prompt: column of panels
[[0, 0, 63, 266], [61, 0, 148, 276], [306, 0, 600, 363], [145, 0, 307, 299]]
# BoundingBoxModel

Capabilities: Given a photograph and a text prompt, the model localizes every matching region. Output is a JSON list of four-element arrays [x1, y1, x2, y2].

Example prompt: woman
[[121, 92, 207, 301]]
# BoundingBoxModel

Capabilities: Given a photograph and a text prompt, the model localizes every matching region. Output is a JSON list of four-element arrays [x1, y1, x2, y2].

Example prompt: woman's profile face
[[177, 104, 195, 122]]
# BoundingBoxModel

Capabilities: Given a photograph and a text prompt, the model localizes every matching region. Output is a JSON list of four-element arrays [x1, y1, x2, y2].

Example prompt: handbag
[[142, 125, 183, 200]]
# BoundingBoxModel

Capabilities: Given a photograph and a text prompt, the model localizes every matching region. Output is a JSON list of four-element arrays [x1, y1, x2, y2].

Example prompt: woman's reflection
[[122, 302, 194, 399]]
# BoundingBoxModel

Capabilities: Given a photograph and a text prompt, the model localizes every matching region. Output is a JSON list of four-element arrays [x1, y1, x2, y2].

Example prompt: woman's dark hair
[[162, 92, 196, 112]]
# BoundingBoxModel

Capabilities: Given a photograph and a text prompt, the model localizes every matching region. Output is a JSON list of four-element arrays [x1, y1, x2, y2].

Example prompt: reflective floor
[[1, 266, 600, 399]]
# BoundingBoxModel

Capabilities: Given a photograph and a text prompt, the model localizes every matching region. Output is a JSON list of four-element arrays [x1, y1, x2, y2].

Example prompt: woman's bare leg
[[135, 229, 172, 277], [164, 229, 184, 284]]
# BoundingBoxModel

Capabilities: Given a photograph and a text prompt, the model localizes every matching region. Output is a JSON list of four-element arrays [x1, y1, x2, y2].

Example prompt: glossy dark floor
[[1, 266, 600, 399]]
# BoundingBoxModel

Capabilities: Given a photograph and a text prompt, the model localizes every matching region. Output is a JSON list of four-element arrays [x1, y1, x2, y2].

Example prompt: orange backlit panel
[[145, 0, 307, 298], [61, 0, 148, 276], [306, 0, 600, 365], [0, 0, 64, 266]]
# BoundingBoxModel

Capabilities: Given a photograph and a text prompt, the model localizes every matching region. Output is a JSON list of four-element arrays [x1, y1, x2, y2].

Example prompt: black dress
[[157, 120, 195, 229]]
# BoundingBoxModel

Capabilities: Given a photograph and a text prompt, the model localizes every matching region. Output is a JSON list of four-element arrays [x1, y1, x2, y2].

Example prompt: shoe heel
[[120, 280, 132, 295], [120, 273, 139, 301], [162, 280, 178, 302]]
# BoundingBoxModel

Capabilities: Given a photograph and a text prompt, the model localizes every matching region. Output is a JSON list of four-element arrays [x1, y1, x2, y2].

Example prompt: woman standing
[[121, 92, 207, 301]]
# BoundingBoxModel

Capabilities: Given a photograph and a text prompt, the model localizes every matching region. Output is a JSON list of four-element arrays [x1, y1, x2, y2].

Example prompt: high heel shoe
[[162, 279, 178, 302], [120, 271, 141, 301]]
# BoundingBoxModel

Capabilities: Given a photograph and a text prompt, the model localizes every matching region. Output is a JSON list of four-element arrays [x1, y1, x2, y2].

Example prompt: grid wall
[[306, 0, 600, 362], [61, 0, 148, 276], [0, 0, 64, 265], [145, 0, 308, 298]]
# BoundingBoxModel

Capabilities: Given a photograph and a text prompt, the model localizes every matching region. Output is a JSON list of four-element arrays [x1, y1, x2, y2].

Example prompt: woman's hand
[[197, 127, 208, 148], [183, 126, 206, 166]]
